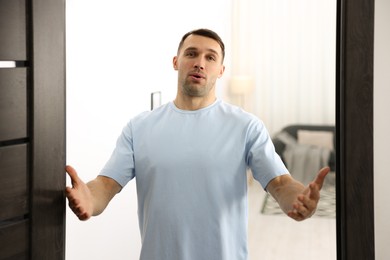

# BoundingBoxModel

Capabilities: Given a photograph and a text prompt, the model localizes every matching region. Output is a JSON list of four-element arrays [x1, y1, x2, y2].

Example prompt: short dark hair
[[177, 28, 225, 62]]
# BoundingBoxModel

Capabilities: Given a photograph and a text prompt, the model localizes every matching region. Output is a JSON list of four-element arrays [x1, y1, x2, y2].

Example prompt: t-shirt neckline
[[170, 99, 221, 114]]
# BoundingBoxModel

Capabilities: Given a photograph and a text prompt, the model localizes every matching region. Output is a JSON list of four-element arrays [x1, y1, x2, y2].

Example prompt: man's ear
[[173, 56, 178, 70], [218, 65, 225, 78]]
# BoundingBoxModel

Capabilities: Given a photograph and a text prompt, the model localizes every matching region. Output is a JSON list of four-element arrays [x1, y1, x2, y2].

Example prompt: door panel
[[0, 220, 29, 259], [0, 144, 28, 221], [0, 0, 27, 60], [0, 68, 27, 142]]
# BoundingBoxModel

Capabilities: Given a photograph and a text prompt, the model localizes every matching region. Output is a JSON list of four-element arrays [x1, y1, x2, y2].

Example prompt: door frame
[[29, 0, 66, 259], [336, 0, 375, 259]]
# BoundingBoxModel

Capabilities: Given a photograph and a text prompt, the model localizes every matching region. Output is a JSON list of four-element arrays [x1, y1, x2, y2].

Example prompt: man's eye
[[185, 52, 195, 57], [208, 56, 216, 61]]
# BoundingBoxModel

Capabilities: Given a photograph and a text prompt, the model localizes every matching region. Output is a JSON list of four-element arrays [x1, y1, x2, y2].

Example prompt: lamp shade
[[229, 76, 254, 95]]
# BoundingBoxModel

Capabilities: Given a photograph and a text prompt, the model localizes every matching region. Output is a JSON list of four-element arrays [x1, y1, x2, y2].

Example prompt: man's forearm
[[87, 176, 121, 216]]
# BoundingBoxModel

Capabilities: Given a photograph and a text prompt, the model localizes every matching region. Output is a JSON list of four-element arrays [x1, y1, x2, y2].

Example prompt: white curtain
[[229, 0, 336, 135]]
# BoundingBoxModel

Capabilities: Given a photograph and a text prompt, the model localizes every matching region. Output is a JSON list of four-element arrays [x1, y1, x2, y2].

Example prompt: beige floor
[[247, 176, 337, 260]]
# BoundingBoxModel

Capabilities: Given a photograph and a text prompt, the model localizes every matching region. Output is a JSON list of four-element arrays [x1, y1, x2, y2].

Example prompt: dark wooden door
[[0, 0, 66, 259]]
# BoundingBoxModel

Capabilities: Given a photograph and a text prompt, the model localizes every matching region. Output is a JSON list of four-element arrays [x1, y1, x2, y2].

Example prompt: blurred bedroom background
[[66, 0, 336, 259]]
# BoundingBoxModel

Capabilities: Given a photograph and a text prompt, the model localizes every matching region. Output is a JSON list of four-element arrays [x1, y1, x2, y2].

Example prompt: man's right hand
[[65, 165, 94, 220]]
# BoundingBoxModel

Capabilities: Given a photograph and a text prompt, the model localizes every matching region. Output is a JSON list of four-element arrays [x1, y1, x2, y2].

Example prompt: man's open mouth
[[190, 73, 205, 79]]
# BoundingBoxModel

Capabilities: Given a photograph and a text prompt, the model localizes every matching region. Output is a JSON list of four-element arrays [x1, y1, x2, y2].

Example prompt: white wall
[[66, 1, 231, 259], [374, 0, 390, 259]]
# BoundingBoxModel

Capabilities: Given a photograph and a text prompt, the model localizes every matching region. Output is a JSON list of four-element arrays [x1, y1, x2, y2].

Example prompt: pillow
[[297, 130, 334, 150]]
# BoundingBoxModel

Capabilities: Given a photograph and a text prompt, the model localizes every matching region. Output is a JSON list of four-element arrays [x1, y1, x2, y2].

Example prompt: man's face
[[173, 35, 225, 98]]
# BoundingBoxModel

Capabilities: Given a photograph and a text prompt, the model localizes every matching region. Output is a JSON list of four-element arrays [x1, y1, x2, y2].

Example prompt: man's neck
[[173, 94, 216, 111]]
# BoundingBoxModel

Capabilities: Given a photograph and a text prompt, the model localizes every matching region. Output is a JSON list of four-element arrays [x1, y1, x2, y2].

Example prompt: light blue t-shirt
[[100, 99, 288, 260]]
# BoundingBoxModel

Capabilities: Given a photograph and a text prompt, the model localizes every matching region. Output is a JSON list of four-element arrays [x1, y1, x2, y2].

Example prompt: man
[[66, 28, 329, 260]]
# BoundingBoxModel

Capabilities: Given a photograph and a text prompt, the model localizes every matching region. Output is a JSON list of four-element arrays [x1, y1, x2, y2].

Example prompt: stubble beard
[[181, 79, 215, 98]]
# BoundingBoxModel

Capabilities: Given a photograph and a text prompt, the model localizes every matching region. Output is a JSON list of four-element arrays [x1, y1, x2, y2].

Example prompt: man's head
[[177, 28, 225, 63], [173, 29, 225, 103]]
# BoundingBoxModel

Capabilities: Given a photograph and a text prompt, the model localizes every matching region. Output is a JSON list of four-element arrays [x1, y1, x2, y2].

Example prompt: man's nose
[[194, 64, 204, 70], [194, 58, 205, 70]]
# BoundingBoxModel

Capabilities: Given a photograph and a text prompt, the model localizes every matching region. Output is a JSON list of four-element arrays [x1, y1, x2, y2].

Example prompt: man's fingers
[[313, 166, 330, 190], [298, 193, 316, 209], [287, 208, 306, 222], [65, 186, 73, 195], [65, 165, 80, 187], [289, 196, 316, 221], [307, 182, 320, 201]]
